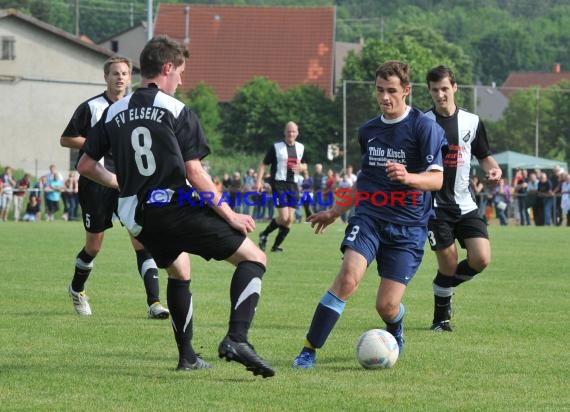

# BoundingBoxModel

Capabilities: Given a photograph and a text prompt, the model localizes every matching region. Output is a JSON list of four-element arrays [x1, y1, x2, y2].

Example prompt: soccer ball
[[355, 329, 399, 369]]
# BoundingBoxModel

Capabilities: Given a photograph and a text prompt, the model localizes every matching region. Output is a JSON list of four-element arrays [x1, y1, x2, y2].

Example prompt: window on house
[[111, 40, 119, 53], [1, 36, 16, 60]]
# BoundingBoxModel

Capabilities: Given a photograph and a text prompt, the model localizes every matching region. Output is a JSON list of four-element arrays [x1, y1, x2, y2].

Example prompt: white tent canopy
[[472, 150, 567, 183]]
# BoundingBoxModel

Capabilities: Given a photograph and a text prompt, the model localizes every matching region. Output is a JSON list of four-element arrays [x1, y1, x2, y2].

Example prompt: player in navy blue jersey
[[77, 35, 274, 377], [292, 61, 446, 369], [255, 121, 307, 252], [424, 65, 502, 332], [60, 56, 169, 320]]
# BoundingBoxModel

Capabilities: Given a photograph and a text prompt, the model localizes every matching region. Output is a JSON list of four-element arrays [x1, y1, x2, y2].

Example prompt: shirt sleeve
[[175, 108, 211, 162], [61, 102, 91, 138], [471, 120, 493, 160], [263, 145, 276, 166], [82, 114, 110, 162]]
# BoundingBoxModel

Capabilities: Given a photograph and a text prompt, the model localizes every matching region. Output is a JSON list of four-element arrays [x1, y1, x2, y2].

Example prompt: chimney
[[553, 63, 561, 73]]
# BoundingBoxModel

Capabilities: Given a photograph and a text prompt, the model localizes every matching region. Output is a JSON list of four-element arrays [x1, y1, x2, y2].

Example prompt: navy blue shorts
[[341, 213, 427, 285]]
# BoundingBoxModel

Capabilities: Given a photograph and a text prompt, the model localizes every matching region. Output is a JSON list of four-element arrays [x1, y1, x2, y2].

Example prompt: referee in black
[[256, 121, 308, 252]]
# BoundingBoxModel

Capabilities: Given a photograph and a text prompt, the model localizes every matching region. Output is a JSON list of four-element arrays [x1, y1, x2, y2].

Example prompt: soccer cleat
[[292, 348, 316, 369], [218, 336, 275, 378], [147, 302, 170, 319], [431, 320, 453, 332], [432, 300, 453, 329], [68, 284, 92, 316], [258, 234, 268, 251], [270, 246, 283, 252], [388, 323, 405, 355], [176, 356, 212, 371]]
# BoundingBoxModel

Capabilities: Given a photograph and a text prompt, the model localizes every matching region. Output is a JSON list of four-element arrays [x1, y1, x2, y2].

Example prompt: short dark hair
[[139, 35, 190, 79], [426, 65, 456, 86], [375, 61, 411, 87]]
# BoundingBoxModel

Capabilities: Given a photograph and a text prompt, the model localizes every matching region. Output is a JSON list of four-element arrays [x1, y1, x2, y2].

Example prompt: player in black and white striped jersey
[[60, 56, 169, 320], [255, 121, 308, 252], [78, 36, 274, 377], [424, 65, 502, 332]]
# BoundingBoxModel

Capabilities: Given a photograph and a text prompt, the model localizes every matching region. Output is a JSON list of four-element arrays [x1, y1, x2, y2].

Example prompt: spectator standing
[[242, 169, 256, 216], [300, 169, 314, 219], [13, 173, 31, 221], [1, 166, 16, 221], [62, 171, 79, 221], [538, 172, 554, 226], [551, 165, 564, 226], [229, 171, 243, 213], [514, 169, 530, 226], [560, 172, 570, 226], [527, 172, 540, 225], [311, 163, 325, 212], [493, 178, 510, 226], [44, 165, 64, 222]]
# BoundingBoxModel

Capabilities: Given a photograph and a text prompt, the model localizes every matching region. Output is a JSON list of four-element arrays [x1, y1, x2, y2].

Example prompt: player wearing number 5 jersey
[[78, 35, 274, 377], [292, 61, 445, 369], [60, 56, 168, 320]]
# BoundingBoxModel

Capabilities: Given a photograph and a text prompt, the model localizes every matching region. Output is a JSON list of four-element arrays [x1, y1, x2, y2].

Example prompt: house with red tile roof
[[501, 63, 570, 97], [153, 4, 335, 102]]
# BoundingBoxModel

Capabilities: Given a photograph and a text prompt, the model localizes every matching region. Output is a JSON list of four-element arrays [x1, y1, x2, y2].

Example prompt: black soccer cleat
[[259, 234, 268, 251], [176, 356, 212, 371], [218, 336, 275, 378], [270, 246, 283, 252], [430, 320, 453, 332]]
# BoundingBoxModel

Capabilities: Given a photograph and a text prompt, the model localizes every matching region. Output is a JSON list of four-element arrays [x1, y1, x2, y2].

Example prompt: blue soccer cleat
[[387, 323, 405, 355], [292, 348, 316, 369]]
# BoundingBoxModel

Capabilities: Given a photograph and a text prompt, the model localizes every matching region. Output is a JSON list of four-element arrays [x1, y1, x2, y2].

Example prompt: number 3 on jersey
[[131, 126, 156, 176], [346, 225, 360, 242]]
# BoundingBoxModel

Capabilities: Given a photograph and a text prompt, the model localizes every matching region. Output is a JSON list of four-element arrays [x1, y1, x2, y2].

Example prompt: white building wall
[[0, 16, 108, 177]]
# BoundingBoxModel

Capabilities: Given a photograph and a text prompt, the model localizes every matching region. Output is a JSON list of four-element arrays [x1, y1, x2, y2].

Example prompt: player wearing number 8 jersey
[[292, 61, 445, 369], [424, 65, 502, 332], [60, 56, 168, 319], [78, 35, 274, 377]]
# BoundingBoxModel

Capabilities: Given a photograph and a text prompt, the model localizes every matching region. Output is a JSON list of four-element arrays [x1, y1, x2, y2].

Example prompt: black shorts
[[78, 175, 118, 233], [272, 181, 299, 209], [137, 203, 246, 268], [427, 210, 488, 251]]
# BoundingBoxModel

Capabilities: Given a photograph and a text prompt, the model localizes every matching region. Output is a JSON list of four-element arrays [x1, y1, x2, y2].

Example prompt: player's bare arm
[[255, 163, 267, 193], [185, 159, 255, 235], [76, 154, 119, 189], [386, 160, 443, 191], [60, 135, 86, 149], [479, 156, 502, 184], [307, 187, 354, 234]]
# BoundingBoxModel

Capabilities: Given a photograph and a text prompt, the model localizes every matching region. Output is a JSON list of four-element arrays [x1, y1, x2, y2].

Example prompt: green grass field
[[1, 220, 569, 411]]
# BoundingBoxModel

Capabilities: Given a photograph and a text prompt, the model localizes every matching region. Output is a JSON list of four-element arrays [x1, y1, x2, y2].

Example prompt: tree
[[280, 84, 340, 164], [339, 34, 469, 167], [541, 81, 570, 163], [180, 81, 223, 154], [221, 77, 284, 154], [486, 89, 539, 154]]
